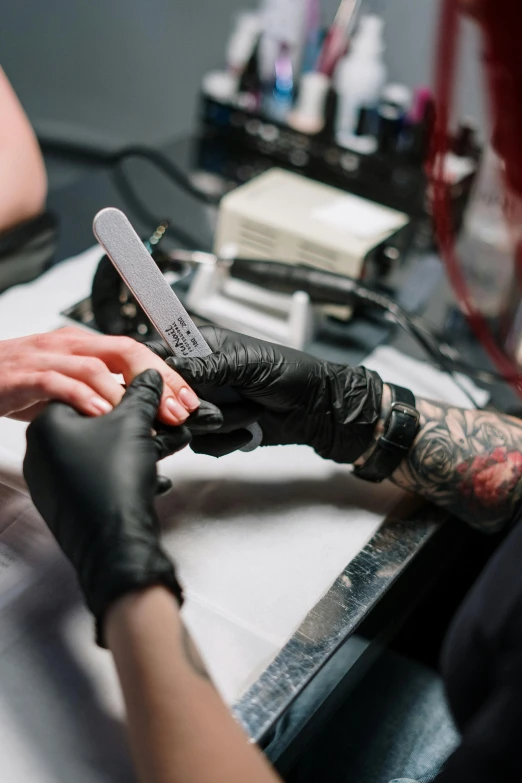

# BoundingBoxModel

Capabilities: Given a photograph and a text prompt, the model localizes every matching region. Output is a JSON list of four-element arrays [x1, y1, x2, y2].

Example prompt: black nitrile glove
[[23, 369, 190, 646], [91, 253, 129, 335], [147, 327, 383, 463]]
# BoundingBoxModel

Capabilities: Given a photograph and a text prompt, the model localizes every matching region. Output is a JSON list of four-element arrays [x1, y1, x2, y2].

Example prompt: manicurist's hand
[[149, 327, 383, 462], [23, 369, 189, 642]]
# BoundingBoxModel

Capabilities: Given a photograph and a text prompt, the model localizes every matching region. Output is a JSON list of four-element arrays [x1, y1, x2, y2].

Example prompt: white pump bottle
[[335, 15, 387, 150]]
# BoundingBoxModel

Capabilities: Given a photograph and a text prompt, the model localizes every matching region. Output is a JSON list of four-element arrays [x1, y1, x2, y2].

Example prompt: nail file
[[93, 207, 262, 452]]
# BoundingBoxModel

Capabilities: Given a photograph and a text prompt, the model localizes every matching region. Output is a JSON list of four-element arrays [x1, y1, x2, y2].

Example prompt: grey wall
[[371, 0, 485, 130], [0, 0, 256, 148], [0, 0, 485, 150]]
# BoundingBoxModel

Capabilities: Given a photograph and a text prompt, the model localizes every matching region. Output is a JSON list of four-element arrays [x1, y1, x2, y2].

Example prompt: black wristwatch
[[353, 384, 420, 483]]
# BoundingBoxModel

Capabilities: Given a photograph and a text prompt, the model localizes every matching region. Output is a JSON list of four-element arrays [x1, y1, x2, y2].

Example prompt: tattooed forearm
[[388, 399, 522, 532]]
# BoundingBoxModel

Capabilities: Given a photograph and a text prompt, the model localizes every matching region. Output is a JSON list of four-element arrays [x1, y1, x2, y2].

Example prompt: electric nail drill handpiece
[[92, 207, 263, 452]]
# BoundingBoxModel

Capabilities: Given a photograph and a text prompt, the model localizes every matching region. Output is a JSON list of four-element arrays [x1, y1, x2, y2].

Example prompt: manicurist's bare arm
[[106, 587, 282, 783]]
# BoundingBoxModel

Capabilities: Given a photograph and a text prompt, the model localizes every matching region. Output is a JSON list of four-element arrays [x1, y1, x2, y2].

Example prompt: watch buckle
[[391, 401, 420, 426]]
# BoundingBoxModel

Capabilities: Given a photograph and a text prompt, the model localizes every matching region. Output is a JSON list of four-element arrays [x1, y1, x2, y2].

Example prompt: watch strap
[[353, 384, 419, 483]]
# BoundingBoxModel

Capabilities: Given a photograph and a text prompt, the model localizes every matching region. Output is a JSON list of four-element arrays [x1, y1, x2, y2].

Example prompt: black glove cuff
[[316, 367, 384, 464], [91, 553, 184, 648]]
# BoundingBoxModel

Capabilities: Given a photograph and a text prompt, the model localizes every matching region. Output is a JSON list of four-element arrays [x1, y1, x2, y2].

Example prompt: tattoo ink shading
[[390, 400, 522, 532]]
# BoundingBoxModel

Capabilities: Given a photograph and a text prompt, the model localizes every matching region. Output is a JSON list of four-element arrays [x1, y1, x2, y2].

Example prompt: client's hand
[[148, 327, 383, 463], [23, 370, 189, 644], [0, 326, 201, 425]]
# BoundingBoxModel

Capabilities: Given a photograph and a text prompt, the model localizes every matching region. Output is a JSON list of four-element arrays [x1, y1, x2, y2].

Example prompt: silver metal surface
[[233, 502, 444, 742]]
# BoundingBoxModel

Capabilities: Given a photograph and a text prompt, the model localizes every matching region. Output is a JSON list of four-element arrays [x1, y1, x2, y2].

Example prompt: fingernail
[[91, 397, 113, 416], [166, 397, 189, 422], [178, 387, 200, 412]]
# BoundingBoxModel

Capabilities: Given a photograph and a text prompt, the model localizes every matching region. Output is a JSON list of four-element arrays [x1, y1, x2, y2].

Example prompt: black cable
[[231, 257, 509, 404], [114, 145, 222, 206], [39, 138, 222, 206], [38, 136, 221, 211], [230, 258, 496, 408], [40, 137, 218, 249], [395, 315, 483, 410], [349, 282, 484, 409], [401, 312, 518, 386], [111, 164, 208, 250]]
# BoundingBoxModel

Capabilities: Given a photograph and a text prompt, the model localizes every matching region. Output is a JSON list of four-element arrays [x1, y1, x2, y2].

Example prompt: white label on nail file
[[92, 207, 262, 452], [93, 208, 213, 359]]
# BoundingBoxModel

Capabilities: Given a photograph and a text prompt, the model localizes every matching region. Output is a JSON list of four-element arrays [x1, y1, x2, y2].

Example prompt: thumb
[[116, 369, 164, 425], [167, 353, 234, 388]]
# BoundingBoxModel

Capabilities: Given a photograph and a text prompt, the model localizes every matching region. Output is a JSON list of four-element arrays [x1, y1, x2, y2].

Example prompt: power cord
[[349, 283, 483, 409], [39, 138, 221, 206], [111, 165, 207, 251], [228, 258, 514, 409], [39, 138, 220, 249]]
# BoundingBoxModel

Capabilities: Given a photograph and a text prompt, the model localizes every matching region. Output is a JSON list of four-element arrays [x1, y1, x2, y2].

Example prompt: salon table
[[0, 141, 489, 781]]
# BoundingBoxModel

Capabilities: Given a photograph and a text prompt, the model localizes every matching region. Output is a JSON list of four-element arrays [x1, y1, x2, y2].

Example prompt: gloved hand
[[147, 327, 383, 463], [23, 369, 201, 646]]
